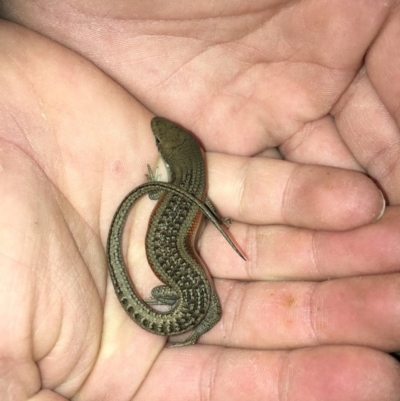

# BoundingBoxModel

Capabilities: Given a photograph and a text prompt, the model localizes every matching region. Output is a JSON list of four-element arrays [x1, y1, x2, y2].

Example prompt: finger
[[207, 153, 384, 231], [279, 115, 364, 171], [308, 206, 400, 278], [333, 69, 400, 204], [193, 274, 400, 352], [133, 346, 399, 401], [202, 207, 400, 281], [366, 11, 400, 133]]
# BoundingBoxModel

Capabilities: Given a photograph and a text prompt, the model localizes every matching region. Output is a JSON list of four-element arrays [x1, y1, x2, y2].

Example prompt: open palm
[[0, 1, 399, 400]]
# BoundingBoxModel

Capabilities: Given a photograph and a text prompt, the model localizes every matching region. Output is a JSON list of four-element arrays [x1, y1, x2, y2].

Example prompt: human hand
[[0, 0, 395, 157], [1, 3, 400, 401]]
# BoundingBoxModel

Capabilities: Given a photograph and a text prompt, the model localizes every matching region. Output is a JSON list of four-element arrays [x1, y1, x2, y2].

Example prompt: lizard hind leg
[[167, 289, 222, 348]]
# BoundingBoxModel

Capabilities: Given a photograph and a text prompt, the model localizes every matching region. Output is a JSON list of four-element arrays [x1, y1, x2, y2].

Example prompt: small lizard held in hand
[[107, 117, 244, 347]]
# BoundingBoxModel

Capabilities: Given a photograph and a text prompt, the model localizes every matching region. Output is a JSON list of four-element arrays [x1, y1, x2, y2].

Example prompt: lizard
[[107, 117, 244, 347]]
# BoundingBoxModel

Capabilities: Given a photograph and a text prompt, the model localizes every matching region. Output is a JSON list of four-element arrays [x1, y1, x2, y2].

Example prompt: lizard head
[[151, 117, 200, 162]]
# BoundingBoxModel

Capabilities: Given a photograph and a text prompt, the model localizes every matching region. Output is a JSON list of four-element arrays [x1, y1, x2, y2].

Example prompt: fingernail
[[374, 190, 386, 221]]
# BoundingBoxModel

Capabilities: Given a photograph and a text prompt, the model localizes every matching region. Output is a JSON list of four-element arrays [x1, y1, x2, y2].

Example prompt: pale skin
[[0, 1, 400, 400]]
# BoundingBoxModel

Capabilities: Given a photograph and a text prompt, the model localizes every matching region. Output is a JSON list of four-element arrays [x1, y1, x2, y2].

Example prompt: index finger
[[207, 152, 384, 231]]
